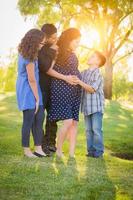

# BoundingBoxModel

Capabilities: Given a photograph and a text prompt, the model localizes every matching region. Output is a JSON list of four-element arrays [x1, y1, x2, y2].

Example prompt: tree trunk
[[104, 58, 113, 99]]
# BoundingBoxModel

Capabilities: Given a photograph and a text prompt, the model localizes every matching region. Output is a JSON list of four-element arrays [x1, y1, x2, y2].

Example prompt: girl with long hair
[[16, 29, 46, 158]]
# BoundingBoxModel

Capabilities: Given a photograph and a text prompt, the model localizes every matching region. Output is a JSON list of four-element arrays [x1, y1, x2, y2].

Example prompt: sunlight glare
[[80, 28, 100, 48]]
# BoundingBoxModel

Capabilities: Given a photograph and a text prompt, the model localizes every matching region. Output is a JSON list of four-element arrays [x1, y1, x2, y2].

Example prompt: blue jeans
[[22, 106, 44, 147], [84, 112, 104, 156]]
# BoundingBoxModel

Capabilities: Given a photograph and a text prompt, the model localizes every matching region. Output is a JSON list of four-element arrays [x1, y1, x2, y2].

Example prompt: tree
[[18, 0, 133, 99]]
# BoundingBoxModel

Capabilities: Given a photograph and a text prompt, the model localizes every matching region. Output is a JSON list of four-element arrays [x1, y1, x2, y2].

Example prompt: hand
[[35, 100, 39, 114], [65, 75, 79, 85], [72, 77, 81, 85]]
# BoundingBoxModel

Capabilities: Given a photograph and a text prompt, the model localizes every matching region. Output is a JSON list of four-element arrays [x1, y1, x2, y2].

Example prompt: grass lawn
[[0, 93, 133, 200]]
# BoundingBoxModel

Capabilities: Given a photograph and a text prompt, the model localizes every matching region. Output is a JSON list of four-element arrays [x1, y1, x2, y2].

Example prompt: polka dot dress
[[48, 53, 81, 122]]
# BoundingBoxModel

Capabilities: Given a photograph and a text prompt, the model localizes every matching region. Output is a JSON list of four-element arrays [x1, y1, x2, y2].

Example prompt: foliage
[[17, 0, 133, 56], [17, 0, 133, 99], [113, 72, 133, 100], [112, 58, 133, 100], [0, 55, 17, 92]]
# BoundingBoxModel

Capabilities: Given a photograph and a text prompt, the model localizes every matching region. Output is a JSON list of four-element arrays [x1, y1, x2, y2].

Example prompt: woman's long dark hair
[[56, 28, 81, 65], [18, 29, 45, 61]]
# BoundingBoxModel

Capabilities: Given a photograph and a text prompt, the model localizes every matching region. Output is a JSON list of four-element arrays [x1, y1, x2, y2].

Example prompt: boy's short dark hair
[[41, 24, 57, 36], [95, 51, 106, 67]]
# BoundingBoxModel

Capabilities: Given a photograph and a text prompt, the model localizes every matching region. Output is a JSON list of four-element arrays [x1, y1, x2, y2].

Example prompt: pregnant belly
[[51, 79, 74, 92], [54, 65, 81, 78]]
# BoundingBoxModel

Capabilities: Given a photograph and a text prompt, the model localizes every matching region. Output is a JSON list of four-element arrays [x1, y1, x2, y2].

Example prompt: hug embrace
[[16, 24, 106, 159]]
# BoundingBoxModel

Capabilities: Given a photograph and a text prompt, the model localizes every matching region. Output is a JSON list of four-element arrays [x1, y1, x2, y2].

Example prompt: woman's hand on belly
[[64, 75, 78, 85]]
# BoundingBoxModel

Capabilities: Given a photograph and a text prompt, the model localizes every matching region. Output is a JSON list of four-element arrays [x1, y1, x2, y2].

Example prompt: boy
[[76, 51, 106, 158], [38, 24, 76, 156]]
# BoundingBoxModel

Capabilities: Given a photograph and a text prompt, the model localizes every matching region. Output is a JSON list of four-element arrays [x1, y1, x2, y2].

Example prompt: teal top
[[16, 54, 43, 111]]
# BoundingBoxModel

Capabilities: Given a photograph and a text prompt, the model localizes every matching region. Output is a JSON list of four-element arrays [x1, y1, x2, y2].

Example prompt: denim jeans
[[22, 106, 44, 147], [84, 112, 104, 156]]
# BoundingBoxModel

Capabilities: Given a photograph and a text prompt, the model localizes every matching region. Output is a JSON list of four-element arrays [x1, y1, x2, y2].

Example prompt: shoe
[[86, 152, 94, 157], [42, 146, 52, 156], [93, 155, 103, 158], [33, 152, 46, 158], [24, 153, 37, 158], [93, 152, 103, 158], [49, 146, 57, 152]]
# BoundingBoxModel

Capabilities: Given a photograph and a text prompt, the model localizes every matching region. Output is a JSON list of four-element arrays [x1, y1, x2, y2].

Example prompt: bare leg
[[69, 120, 78, 157], [56, 119, 73, 157], [66, 131, 70, 141]]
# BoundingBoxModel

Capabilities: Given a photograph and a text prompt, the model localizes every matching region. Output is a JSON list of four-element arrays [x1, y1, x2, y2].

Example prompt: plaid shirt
[[80, 67, 105, 116]]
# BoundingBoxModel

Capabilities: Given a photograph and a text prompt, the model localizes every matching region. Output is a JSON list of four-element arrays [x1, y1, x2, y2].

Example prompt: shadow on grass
[[111, 152, 133, 160], [103, 100, 133, 157], [78, 157, 116, 200], [50, 156, 116, 200], [50, 157, 79, 199]]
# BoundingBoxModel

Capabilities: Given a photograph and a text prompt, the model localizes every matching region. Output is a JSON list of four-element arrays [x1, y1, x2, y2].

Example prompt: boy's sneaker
[[93, 152, 103, 158], [86, 152, 94, 157]]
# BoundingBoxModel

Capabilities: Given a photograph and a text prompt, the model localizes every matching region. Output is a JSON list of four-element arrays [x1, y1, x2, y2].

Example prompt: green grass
[[0, 93, 133, 200]]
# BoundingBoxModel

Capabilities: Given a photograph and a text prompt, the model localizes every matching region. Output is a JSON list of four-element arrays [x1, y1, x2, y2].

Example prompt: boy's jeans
[[84, 112, 104, 156]]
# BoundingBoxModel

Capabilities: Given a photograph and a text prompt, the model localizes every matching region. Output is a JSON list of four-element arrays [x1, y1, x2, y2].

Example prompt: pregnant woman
[[48, 28, 81, 158]]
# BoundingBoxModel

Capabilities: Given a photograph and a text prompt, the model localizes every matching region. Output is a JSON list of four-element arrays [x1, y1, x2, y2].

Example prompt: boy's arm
[[78, 79, 95, 93], [77, 69, 101, 93]]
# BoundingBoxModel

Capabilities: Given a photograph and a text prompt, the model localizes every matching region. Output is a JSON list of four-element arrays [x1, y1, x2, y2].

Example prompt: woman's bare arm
[[46, 61, 77, 85]]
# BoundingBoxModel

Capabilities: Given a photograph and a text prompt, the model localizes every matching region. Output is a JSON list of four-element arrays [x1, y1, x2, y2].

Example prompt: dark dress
[[48, 52, 81, 122]]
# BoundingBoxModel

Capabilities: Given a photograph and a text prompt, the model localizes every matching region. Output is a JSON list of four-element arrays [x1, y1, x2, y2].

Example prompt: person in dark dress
[[38, 24, 77, 156], [48, 28, 81, 158]]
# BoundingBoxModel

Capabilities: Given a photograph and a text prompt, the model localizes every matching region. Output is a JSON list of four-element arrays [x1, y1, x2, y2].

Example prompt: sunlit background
[[0, 0, 132, 81]]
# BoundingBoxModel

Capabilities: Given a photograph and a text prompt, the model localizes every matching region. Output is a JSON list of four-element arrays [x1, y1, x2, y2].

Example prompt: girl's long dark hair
[[18, 29, 45, 61], [56, 28, 81, 66]]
